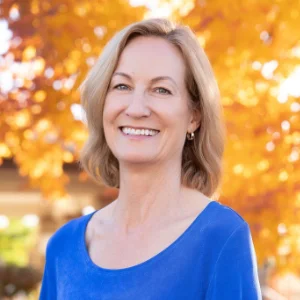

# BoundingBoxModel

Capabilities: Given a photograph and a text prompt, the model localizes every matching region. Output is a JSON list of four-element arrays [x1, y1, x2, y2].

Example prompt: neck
[[110, 159, 186, 234]]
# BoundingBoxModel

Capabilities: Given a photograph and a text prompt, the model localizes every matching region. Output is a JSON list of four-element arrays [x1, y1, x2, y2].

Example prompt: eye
[[114, 84, 130, 90], [155, 87, 172, 95]]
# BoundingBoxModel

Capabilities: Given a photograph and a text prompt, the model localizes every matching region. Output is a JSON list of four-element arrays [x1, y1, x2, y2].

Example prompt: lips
[[119, 126, 160, 132]]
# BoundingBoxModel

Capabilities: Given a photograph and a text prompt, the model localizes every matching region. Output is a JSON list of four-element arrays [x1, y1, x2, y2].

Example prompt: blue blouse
[[39, 200, 262, 299]]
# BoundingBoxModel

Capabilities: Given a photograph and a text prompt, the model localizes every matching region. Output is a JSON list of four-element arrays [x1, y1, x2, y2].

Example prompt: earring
[[186, 132, 195, 140]]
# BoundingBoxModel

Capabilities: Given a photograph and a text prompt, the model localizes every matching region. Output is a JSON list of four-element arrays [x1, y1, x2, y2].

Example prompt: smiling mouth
[[119, 126, 159, 130], [119, 126, 160, 136]]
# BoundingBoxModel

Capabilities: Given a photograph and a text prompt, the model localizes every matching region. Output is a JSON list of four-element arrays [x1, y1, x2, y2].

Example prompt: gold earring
[[186, 132, 195, 140]]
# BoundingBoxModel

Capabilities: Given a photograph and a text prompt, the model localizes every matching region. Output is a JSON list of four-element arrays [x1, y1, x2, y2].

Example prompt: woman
[[40, 18, 262, 299]]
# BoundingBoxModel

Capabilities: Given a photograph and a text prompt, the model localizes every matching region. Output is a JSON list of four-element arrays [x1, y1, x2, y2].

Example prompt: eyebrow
[[112, 72, 178, 86]]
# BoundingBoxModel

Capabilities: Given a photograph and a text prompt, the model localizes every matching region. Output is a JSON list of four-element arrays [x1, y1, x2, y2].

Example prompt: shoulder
[[198, 201, 255, 271], [44, 213, 94, 259], [204, 201, 251, 250], [204, 203, 261, 298], [185, 188, 249, 241], [210, 201, 248, 230], [184, 188, 246, 232]]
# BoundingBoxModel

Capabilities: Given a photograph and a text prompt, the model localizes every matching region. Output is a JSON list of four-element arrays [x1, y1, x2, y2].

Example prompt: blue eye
[[155, 87, 171, 95], [114, 84, 129, 90]]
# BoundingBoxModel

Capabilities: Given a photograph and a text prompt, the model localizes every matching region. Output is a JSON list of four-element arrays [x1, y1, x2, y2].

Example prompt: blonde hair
[[79, 18, 226, 198]]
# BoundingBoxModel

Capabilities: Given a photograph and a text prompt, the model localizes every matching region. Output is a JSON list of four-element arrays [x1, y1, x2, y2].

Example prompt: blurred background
[[0, 0, 299, 299]]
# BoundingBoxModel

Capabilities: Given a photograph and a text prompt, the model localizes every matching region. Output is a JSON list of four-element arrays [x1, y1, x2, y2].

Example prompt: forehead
[[115, 36, 186, 83]]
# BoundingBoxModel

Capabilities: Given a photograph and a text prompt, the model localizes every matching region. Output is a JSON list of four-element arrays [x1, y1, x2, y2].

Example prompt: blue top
[[39, 200, 262, 299]]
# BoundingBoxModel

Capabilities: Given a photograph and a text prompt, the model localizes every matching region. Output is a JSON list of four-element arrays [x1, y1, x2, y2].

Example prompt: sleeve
[[39, 237, 57, 300], [205, 222, 262, 300]]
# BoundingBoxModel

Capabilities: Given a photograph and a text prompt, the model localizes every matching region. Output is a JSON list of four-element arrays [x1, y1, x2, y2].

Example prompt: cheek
[[103, 96, 122, 126], [161, 103, 190, 128], [102, 101, 118, 149]]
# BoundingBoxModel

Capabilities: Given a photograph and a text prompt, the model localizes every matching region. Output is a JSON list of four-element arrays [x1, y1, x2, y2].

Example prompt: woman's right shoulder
[[44, 213, 93, 257]]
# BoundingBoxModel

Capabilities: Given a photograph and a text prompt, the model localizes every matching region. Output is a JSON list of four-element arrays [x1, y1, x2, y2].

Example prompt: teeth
[[121, 127, 159, 136]]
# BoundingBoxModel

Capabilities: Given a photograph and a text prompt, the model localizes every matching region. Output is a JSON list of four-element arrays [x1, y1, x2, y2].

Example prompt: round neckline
[[81, 200, 218, 274]]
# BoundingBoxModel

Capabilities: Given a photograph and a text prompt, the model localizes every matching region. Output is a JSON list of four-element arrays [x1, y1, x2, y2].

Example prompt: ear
[[188, 109, 201, 133]]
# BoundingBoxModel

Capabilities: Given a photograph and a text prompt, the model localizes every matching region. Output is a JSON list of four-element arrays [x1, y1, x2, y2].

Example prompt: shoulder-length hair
[[79, 18, 226, 198]]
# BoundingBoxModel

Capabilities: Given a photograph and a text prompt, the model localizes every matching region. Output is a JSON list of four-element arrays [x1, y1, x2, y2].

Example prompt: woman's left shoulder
[[214, 201, 247, 222], [204, 200, 251, 239], [186, 188, 250, 236]]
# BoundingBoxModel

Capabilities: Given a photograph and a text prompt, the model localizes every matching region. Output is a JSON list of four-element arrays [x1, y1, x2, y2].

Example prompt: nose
[[125, 89, 151, 118]]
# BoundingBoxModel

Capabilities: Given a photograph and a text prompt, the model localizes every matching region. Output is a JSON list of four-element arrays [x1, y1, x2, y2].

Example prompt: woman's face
[[103, 36, 198, 166]]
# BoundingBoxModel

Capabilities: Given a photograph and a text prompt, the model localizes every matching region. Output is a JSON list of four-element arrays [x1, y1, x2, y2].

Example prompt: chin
[[116, 152, 157, 164]]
